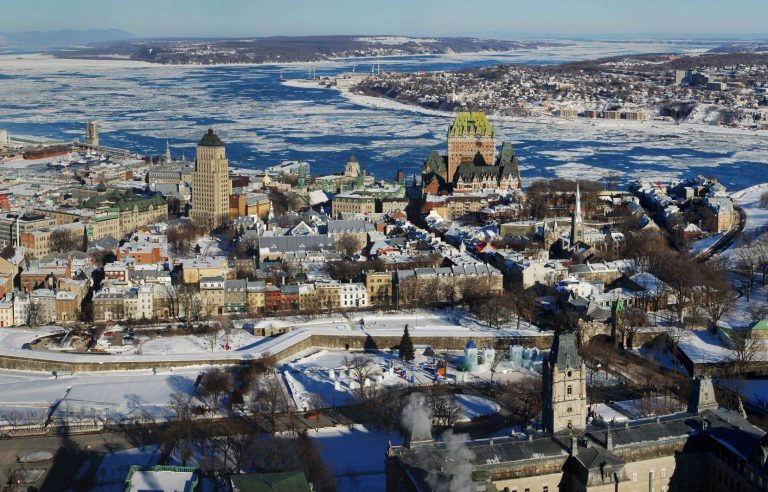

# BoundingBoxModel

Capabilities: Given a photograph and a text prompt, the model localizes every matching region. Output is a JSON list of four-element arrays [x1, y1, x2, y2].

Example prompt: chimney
[[605, 430, 613, 450], [570, 434, 578, 456]]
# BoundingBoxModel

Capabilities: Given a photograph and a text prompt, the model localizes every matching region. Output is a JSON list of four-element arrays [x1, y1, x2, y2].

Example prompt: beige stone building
[[386, 334, 768, 492], [543, 333, 588, 433], [191, 129, 231, 230], [365, 271, 393, 305], [332, 193, 375, 218], [446, 111, 495, 180]]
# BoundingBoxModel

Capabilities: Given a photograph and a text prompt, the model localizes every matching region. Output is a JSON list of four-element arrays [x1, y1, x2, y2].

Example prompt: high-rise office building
[[190, 129, 231, 230]]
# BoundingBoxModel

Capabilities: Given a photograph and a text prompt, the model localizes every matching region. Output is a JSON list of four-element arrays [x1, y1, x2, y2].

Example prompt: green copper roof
[[751, 320, 768, 331], [448, 111, 495, 139], [347, 154, 358, 163], [499, 141, 514, 164], [82, 189, 166, 212], [198, 128, 224, 147], [422, 151, 446, 174], [231, 472, 312, 492]]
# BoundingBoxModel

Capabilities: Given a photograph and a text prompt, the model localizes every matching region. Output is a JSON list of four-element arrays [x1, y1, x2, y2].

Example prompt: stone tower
[[570, 182, 584, 244], [190, 128, 231, 230], [543, 332, 588, 433], [689, 376, 719, 413], [447, 112, 495, 182], [344, 155, 360, 178]]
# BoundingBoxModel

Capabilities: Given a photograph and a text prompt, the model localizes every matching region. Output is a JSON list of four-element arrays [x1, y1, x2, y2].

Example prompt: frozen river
[[1, 39, 767, 189]]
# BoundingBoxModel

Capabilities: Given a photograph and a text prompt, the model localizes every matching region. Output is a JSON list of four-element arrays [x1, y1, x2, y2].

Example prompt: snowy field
[[280, 347, 525, 412], [312, 425, 402, 492], [89, 445, 161, 492], [0, 367, 206, 425], [0, 309, 536, 367]]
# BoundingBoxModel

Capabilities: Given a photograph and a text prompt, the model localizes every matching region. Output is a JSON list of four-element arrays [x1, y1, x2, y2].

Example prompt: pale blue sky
[[2, 0, 766, 38]]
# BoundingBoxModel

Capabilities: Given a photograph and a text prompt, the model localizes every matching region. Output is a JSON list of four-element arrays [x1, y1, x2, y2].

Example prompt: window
[[632, 472, 637, 483], [661, 468, 667, 478], [543, 487, 548, 492], [567, 385, 572, 395], [567, 370, 572, 377]]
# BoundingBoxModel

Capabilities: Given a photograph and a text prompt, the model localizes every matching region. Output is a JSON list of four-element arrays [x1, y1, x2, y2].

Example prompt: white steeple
[[165, 140, 172, 163], [571, 182, 584, 244]]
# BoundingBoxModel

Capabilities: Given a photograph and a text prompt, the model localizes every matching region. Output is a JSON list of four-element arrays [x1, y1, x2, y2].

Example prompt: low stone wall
[[0, 332, 553, 373]]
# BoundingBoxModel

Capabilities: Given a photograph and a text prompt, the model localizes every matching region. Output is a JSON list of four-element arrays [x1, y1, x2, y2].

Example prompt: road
[[694, 205, 746, 263], [0, 430, 138, 491]]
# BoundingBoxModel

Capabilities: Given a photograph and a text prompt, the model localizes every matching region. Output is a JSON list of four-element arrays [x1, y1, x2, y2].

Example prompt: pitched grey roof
[[258, 234, 335, 253], [549, 332, 581, 370], [327, 220, 374, 234]]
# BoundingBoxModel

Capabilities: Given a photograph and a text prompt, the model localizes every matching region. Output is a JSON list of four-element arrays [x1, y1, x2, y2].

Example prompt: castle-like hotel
[[421, 111, 521, 195]]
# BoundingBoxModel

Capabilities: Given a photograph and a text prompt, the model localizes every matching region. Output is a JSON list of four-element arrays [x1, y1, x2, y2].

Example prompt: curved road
[[694, 206, 746, 263]]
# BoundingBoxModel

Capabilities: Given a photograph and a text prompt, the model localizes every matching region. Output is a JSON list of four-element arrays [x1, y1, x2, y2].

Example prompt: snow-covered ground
[[677, 329, 733, 364], [312, 424, 402, 492], [89, 445, 161, 492], [455, 394, 501, 421], [0, 367, 205, 425], [591, 403, 630, 424], [717, 378, 768, 408], [0, 310, 544, 368], [690, 233, 723, 255], [731, 183, 768, 244], [280, 346, 534, 411], [611, 397, 685, 419]]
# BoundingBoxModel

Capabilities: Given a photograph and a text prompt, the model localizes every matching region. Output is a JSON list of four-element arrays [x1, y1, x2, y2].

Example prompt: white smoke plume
[[424, 429, 477, 492], [401, 392, 433, 443]]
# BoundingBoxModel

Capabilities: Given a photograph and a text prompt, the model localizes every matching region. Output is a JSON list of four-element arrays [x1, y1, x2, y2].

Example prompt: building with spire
[[165, 140, 172, 164], [571, 182, 584, 244], [190, 129, 231, 230]]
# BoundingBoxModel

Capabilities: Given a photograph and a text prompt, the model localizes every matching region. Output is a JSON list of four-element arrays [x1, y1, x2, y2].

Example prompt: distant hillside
[[52, 35, 561, 65], [0, 29, 135, 49]]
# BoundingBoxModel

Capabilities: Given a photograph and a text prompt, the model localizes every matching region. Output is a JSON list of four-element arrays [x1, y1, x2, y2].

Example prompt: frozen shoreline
[[333, 85, 768, 138]]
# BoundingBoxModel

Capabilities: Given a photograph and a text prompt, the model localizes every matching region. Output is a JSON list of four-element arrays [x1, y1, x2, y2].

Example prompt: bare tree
[[500, 375, 542, 428], [426, 389, 464, 427], [730, 331, 760, 375], [343, 354, 380, 400], [198, 368, 233, 411], [666, 325, 688, 372], [734, 248, 760, 294], [205, 325, 222, 354], [248, 373, 289, 435], [50, 228, 85, 253], [335, 233, 361, 258]]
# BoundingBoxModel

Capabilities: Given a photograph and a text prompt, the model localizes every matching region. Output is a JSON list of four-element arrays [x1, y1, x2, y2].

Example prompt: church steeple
[[165, 140, 172, 163], [571, 182, 584, 244]]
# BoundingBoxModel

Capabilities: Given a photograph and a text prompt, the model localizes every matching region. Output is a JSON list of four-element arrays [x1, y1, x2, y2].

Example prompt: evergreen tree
[[399, 324, 415, 362]]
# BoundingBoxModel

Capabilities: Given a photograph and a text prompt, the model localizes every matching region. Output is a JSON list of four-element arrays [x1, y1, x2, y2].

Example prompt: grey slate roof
[[258, 234, 335, 253], [549, 332, 581, 370]]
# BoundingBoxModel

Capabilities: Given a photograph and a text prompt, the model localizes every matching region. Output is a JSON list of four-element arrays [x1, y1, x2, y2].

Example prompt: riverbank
[[330, 82, 768, 139]]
